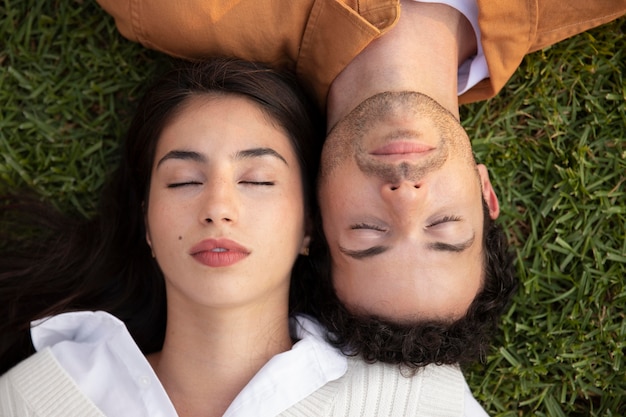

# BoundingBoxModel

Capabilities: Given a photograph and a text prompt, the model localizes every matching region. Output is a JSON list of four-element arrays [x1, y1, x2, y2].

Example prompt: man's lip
[[370, 141, 434, 155], [190, 239, 250, 267]]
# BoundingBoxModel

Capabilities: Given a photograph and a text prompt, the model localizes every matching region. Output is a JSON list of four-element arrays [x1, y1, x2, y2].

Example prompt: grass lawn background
[[1, 1, 624, 415]]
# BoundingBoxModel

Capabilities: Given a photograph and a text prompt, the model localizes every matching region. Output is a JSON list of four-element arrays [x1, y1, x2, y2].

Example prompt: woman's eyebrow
[[234, 147, 288, 166], [156, 147, 288, 169], [156, 150, 206, 168]]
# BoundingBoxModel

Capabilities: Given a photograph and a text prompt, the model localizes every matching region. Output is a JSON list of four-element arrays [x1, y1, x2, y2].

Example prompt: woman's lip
[[192, 251, 249, 267], [190, 239, 250, 267], [370, 141, 434, 155]]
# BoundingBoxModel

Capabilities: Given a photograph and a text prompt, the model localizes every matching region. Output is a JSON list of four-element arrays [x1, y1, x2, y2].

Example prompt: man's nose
[[380, 179, 423, 218]]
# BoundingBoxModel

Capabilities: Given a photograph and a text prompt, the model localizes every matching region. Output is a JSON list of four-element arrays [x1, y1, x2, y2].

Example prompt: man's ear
[[477, 164, 500, 219]]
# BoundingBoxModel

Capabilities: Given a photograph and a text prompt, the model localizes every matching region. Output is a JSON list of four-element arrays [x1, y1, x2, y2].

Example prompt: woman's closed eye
[[239, 180, 275, 186], [167, 181, 203, 188], [167, 179, 275, 188]]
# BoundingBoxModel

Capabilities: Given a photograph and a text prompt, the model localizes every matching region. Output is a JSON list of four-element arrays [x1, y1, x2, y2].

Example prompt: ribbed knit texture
[[280, 357, 465, 416], [0, 351, 465, 416], [0, 348, 105, 417]]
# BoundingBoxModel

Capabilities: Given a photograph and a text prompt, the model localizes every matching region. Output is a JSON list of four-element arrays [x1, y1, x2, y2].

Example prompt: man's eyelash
[[428, 215, 462, 227], [350, 223, 386, 232]]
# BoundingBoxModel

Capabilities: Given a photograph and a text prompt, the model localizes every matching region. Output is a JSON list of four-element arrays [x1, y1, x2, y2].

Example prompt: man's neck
[[326, 1, 476, 131]]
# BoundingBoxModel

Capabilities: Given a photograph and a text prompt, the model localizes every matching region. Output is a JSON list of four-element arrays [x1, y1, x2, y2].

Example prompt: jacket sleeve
[[460, 0, 626, 104], [95, 0, 400, 109]]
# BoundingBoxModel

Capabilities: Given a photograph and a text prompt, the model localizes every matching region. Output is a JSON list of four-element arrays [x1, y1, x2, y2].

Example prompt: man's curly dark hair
[[291, 199, 517, 370]]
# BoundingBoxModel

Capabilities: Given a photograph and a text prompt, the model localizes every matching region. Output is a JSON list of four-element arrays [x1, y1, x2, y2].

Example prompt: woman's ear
[[146, 227, 153, 252], [300, 215, 314, 256], [300, 235, 311, 256], [477, 164, 500, 219], [143, 201, 155, 258]]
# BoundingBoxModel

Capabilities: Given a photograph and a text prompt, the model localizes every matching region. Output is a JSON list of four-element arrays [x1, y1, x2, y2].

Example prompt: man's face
[[318, 92, 499, 321]]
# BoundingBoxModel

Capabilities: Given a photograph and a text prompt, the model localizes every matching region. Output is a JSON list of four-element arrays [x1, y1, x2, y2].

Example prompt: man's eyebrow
[[339, 233, 474, 259], [427, 233, 475, 253], [234, 147, 288, 165], [156, 150, 206, 168], [338, 245, 390, 260]]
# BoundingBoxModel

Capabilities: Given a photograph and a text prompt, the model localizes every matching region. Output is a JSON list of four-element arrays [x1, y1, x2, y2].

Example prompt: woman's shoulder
[[346, 358, 466, 415], [0, 349, 105, 417], [280, 358, 467, 417]]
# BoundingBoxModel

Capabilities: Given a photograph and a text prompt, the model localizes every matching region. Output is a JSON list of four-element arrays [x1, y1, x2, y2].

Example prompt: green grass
[[2, 1, 625, 415], [0, 0, 167, 216], [463, 19, 626, 417]]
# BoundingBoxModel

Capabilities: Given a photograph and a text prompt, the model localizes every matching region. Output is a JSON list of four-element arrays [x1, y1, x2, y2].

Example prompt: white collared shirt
[[31, 311, 486, 416], [414, 0, 489, 95], [31, 311, 347, 417]]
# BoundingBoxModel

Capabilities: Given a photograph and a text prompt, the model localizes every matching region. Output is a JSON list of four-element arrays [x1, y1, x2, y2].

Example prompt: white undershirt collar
[[31, 311, 347, 417]]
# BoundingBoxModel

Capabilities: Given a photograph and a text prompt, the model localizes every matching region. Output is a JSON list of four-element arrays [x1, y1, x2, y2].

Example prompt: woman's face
[[145, 95, 309, 312]]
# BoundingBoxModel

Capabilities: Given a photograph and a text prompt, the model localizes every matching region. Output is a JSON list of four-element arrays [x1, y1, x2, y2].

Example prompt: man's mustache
[[356, 147, 448, 184]]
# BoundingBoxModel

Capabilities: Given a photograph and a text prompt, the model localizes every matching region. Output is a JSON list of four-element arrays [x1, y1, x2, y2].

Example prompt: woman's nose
[[201, 179, 239, 225]]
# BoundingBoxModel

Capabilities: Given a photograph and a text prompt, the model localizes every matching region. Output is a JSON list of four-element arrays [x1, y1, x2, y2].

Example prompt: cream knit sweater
[[280, 356, 465, 416], [0, 349, 465, 416], [0, 349, 104, 416]]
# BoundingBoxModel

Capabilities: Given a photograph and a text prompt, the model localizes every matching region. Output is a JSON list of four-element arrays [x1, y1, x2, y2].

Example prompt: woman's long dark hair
[[0, 58, 322, 374]]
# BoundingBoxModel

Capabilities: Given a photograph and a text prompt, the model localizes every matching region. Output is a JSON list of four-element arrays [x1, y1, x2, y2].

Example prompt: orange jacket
[[97, 0, 626, 107]]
